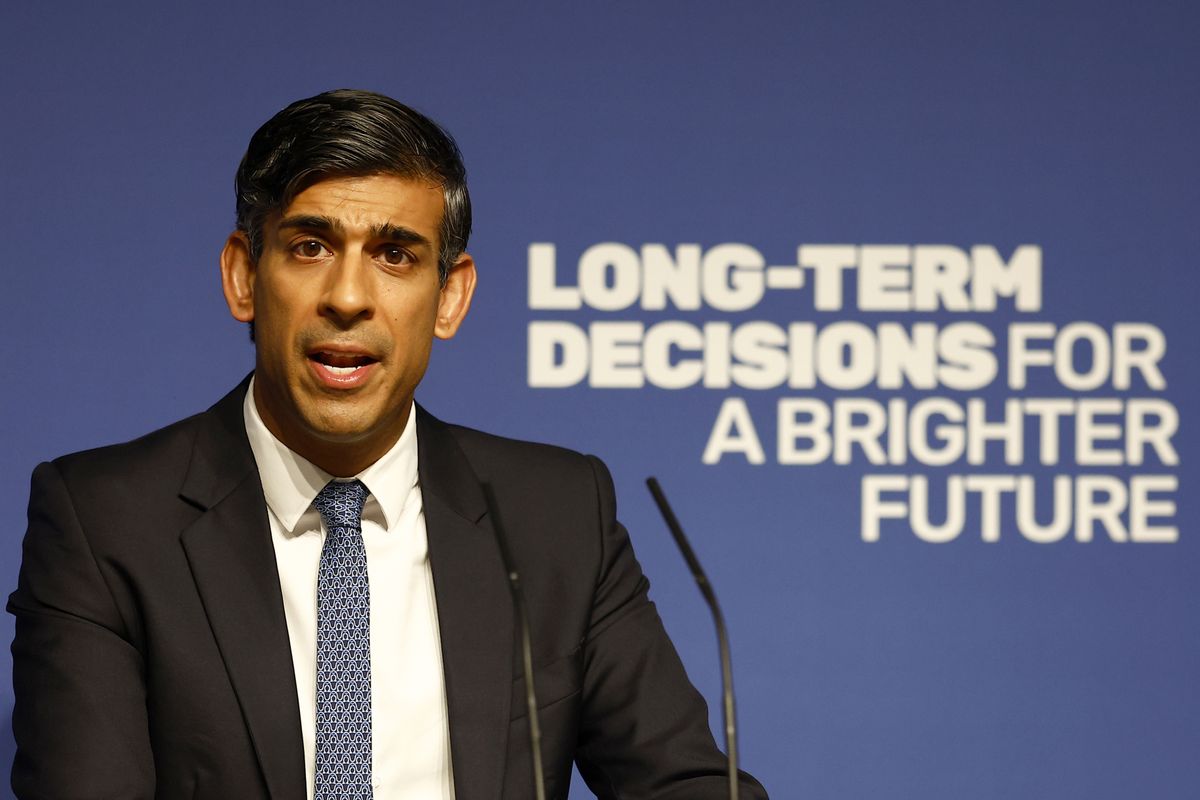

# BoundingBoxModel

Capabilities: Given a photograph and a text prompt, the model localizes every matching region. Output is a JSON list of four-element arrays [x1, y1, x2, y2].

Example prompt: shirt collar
[[242, 376, 418, 533]]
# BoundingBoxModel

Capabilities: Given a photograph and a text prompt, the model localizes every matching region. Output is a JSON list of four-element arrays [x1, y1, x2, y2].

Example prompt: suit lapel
[[418, 407, 514, 800], [178, 381, 306, 800], [172, 387, 513, 799]]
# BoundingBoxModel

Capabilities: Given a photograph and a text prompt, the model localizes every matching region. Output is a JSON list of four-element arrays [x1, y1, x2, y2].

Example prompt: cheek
[[382, 314, 437, 371], [250, 286, 307, 366], [253, 277, 305, 329], [381, 289, 441, 332], [398, 309, 439, 345]]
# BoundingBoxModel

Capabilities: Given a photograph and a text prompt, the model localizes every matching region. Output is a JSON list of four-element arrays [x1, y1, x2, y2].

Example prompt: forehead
[[279, 174, 444, 237]]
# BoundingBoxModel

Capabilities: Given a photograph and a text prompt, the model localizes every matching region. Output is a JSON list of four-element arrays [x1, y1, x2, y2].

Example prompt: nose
[[319, 255, 374, 326]]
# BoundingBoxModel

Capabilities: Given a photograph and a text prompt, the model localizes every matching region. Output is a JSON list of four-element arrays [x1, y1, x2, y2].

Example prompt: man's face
[[220, 174, 476, 475]]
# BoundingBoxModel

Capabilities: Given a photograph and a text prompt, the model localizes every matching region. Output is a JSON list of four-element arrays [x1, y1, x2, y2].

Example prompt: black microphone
[[481, 483, 547, 800], [646, 477, 740, 800]]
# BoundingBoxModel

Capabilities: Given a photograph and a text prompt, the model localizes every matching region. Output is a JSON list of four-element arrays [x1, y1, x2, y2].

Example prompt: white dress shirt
[[243, 379, 455, 799]]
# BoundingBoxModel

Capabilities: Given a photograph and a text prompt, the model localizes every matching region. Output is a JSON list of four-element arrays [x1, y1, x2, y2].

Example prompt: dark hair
[[235, 89, 471, 283]]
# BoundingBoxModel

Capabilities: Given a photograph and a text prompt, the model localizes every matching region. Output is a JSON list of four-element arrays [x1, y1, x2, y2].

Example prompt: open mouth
[[310, 351, 377, 371], [307, 349, 379, 386]]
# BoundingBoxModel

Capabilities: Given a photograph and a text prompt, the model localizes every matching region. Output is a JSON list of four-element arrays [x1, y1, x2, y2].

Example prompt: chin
[[305, 418, 381, 444]]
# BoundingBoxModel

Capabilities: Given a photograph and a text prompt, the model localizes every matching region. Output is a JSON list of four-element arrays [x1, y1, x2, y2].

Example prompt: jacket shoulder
[[47, 410, 205, 492], [432, 416, 601, 484], [43, 379, 250, 503]]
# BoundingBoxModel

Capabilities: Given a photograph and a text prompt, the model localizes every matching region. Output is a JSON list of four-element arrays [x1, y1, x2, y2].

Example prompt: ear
[[220, 232, 256, 323], [434, 253, 477, 339]]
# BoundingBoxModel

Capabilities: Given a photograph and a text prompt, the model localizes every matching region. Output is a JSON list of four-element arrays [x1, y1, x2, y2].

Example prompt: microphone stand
[[647, 477, 740, 800], [482, 483, 547, 800]]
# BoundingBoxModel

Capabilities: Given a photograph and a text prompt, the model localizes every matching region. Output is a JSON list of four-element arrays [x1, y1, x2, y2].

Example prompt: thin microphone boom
[[481, 483, 547, 800], [646, 477, 740, 800]]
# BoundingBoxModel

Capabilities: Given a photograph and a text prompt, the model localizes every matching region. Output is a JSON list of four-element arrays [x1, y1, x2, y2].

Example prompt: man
[[9, 90, 767, 799]]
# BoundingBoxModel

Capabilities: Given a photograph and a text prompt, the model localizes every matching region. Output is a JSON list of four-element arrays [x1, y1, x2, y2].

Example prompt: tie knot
[[314, 479, 368, 531]]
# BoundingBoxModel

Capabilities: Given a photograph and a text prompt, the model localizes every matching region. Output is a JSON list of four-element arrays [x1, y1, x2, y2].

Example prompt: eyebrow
[[277, 214, 433, 248]]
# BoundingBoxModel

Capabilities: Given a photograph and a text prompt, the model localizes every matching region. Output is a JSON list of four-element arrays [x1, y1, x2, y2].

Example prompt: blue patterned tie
[[313, 479, 373, 799]]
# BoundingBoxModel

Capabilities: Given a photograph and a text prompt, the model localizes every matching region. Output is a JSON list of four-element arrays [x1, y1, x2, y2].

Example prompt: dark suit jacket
[[9, 380, 767, 799]]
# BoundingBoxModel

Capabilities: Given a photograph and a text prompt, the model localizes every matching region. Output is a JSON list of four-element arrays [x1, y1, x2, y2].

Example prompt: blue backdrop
[[3, 2, 1198, 797]]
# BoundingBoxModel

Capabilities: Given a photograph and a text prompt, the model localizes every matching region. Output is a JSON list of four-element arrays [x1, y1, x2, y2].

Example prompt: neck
[[298, 442, 389, 478], [251, 381, 409, 478]]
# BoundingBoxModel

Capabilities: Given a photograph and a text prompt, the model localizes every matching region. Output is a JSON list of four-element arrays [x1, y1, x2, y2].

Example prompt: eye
[[292, 239, 330, 259], [380, 245, 415, 267]]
